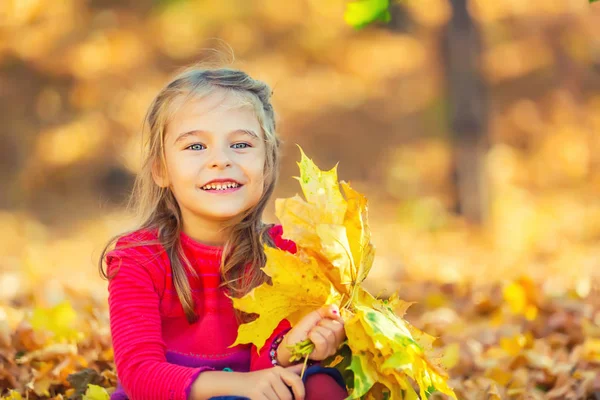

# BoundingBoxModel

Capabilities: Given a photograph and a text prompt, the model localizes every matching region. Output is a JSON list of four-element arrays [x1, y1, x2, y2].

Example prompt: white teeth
[[202, 182, 239, 190]]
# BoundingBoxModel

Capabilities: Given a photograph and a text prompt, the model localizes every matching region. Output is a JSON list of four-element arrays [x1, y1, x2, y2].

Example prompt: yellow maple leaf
[[441, 343, 460, 370], [1, 391, 23, 400], [276, 149, 375, 303], [30, 301, 82, 342], [294, 146, 347, 225], [582, 338, 600, 362], [229, 247, 341, 351], [82, 384, 110, 400], [502, 276, 539, 321], [275, 195, 322, 252]]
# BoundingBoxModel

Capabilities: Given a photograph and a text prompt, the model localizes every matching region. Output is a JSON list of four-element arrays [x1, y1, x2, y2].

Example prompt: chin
[[201, 208, 248, 221]]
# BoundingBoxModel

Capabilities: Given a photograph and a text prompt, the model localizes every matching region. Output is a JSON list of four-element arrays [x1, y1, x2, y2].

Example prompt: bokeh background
[[2, 0, 600, 398]]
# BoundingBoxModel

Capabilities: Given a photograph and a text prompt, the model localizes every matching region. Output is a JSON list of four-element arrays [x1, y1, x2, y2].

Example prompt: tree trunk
[[442, 0, 489, 223]]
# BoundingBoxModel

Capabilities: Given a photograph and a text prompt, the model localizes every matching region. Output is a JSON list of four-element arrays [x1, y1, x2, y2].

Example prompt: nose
[[208, 146, 232, 169]]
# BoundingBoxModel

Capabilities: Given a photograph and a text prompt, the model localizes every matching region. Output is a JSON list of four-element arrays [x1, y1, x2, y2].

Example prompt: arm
[[189, 371, 246, 399], [250, 305, 346, 372], [107, 245, 213, 400], [249, 319, 293, 371], [191, 366, 307, 400]]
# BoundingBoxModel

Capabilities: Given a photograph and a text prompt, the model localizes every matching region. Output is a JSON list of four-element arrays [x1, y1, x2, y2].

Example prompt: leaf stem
[[300, 353, 310, 379]]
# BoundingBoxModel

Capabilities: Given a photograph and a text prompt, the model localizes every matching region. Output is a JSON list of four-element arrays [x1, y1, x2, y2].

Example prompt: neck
[[181, 211, 232, 247]]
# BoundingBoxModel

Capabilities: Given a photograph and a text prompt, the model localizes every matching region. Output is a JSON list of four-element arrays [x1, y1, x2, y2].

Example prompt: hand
[[239, 364, 306, 400], [277, 304, 346, 365]]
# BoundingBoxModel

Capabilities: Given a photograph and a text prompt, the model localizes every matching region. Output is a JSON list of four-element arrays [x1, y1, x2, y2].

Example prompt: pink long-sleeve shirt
[[106, 225, 295, 400]]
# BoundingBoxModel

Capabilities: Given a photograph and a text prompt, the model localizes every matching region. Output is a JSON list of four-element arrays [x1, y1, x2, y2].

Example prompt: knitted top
[[106, 225, 294, 400]]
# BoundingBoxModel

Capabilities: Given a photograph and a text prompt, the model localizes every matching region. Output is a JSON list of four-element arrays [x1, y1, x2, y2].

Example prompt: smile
[[200, 181, 242, 191]]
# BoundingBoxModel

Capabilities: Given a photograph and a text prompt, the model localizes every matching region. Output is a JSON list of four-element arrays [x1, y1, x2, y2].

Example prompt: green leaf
[[344, 0, 391, 29], [323, 343, 354, 389], [348, 353, 377, 398], [82, 384, 110, 400], [381, 351, 412, 371], [357, 304, 417, 346]]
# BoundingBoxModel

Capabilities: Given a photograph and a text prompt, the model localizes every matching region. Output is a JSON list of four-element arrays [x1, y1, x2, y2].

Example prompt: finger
[[286, 363, 305, 375], [271, 378, 293, 400], [254, 393, 270, 400], [291, 305, 343, 345], [263, 384, 279, 400], [318, 318, 346, 345], [313, 325, 337, 350], [308, 327, 334, 359], [317, 304, 343, 323], [293, 309, 326, 336], [281, 370, 306, 400]]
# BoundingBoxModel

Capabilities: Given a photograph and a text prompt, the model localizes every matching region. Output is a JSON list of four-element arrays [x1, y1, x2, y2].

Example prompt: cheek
[[247, 157, 266, 183], [168, 156, 197, 184], [250, 171, 265, 192], [250, 169, 266, 198]]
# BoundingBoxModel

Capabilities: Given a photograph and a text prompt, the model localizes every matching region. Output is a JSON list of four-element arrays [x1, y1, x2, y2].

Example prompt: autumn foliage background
[[1, 0, 600, 398]]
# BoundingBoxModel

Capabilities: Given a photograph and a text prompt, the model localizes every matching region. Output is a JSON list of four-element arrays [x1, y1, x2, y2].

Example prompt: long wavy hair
[[99, 66, 281, 323]]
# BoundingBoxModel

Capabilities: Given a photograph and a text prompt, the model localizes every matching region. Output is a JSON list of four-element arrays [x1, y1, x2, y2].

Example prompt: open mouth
[[200, 182, 242, 191]]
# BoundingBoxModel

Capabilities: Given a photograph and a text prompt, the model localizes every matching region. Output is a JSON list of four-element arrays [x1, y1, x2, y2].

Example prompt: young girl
[[100, 66, 349, 400]]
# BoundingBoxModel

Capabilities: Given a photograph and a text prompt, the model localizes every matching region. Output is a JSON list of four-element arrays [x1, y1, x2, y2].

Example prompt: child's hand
[[239, 364, 305, 400], [277, 304, 345, 365]]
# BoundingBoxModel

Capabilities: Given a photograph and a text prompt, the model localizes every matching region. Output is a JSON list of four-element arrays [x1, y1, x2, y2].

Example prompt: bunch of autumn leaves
[[230, 149, 456, 399]]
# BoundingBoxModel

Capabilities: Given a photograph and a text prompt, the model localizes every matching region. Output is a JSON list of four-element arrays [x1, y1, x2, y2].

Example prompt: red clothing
[[106, 225, 294, 400]]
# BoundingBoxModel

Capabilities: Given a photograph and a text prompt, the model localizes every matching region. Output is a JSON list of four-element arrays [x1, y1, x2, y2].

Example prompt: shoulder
[[115, 228, 160, 246], [105, 228, 166, 275], [267, 224, 297, 254]]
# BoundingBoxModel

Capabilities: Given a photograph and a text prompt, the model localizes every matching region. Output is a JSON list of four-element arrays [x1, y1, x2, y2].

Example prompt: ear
[[151, 159, 169, 188]]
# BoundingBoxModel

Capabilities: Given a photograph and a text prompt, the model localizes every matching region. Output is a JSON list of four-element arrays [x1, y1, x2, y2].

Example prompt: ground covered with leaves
[[1, 272, 599, 399]]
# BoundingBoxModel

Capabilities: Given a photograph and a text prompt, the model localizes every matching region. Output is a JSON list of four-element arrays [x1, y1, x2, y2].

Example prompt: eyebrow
[[174, 129, 259, 144]]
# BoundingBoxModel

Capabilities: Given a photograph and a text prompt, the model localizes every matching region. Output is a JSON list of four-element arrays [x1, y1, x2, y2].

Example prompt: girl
[[100, 66, 349, 400]]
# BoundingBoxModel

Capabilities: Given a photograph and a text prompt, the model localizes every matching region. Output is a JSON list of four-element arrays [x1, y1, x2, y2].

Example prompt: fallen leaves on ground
[[0, 297, 115, 399], [1, 276, 599, 398]]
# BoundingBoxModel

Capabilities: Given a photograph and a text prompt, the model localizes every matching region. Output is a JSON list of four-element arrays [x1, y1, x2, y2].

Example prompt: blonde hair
[[99, 66, 280, 323]]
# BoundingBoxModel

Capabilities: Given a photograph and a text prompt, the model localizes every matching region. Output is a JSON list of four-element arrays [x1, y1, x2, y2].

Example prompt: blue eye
[[187, 143, 205, 151], [232, 143, 250, 149]]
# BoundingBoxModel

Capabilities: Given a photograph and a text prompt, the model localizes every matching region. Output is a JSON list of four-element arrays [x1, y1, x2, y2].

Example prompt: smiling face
[[153, 89, 267, 238]]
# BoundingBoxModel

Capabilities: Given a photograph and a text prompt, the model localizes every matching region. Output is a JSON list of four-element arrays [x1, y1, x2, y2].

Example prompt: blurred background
[[2, 0, 600, 299], [2, 0, 600, 398]]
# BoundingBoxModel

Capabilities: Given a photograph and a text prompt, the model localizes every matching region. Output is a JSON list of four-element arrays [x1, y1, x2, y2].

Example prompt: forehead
[[165, 90, 262, 140]]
